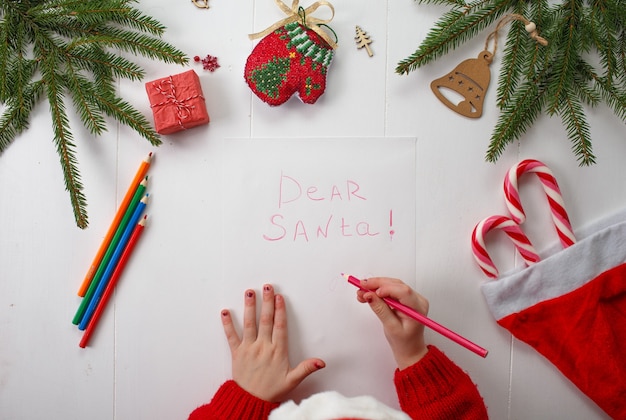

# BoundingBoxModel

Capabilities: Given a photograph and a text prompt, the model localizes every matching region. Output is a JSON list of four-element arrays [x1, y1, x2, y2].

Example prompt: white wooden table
[[1, 1, 622, 418]]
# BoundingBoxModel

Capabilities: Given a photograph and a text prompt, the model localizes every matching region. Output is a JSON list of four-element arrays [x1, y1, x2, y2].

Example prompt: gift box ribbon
[[150, 76, 205, 130]]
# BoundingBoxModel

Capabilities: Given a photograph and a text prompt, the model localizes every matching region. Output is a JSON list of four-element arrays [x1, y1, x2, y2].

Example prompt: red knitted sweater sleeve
[[188, 380, 279, 420], [394, 345, 488, 420]]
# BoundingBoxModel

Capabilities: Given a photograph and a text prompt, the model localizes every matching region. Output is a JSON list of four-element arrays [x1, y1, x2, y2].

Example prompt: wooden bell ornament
[[431, 51, 493, 118], [192, 0, 210, 9], [431, 14, 547, 119]]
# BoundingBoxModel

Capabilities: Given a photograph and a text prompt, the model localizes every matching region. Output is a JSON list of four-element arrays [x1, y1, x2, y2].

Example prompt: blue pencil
[[78, 194, 149, 330]]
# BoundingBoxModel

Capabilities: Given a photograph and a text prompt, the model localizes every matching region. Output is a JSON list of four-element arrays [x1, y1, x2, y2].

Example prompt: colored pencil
[[74, 194, 148, 327], [78, 152, 152, 297], [72, 178, 147, 325], [343, 274, 488, 358], [77, 176, 147, 311], [80, 216, 147, 348]]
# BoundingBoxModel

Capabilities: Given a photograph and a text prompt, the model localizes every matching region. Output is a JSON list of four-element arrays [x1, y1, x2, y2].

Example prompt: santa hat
[[473, 159, 626, 418], [269, 391, 410, 420]]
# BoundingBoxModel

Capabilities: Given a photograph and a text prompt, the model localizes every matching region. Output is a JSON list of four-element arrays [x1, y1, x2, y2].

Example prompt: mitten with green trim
[[245, 22, 334, 106]]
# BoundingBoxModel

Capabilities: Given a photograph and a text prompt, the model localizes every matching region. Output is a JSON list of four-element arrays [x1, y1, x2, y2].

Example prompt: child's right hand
[[356, 277, 430, 370]]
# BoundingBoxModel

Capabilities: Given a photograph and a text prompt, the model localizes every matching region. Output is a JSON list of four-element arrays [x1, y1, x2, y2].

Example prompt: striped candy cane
[[503, 159, 576, 248], [472, 215, 540, 278]]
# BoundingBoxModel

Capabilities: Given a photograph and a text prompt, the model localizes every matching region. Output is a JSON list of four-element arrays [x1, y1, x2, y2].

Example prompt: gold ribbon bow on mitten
[[249, 0, 337, 50]]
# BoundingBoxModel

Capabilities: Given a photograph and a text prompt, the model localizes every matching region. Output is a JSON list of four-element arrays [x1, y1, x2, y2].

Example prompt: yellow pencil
[[77, 152, 152, 297]]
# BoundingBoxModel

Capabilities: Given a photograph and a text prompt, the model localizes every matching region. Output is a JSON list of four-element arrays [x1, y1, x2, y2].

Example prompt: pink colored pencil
[[344, 273, 488, 358], [80, 216, 147, 348]]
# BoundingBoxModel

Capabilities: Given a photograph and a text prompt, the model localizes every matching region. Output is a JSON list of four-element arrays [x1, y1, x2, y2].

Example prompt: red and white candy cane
[[472, 215, 540, 278], [503, 159, 576, 248]]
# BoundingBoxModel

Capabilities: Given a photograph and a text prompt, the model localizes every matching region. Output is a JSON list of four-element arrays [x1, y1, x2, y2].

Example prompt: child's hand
[[221, 284, 325, 402], [356, 277, 429, 370]]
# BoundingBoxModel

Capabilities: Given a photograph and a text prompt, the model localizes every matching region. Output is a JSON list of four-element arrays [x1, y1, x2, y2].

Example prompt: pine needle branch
[[91, 90, 161, 146], [42, 54, 89, 228], [0, 0, 187, 228], [0, 82, 44, 152], [546, 0, 582, 115], [496, 2, 529, 108], [486, 66, 550, 163], [400, 0, 626, 165], [557, 89, 595, 165], [62, 67, 109, 135], [396, 0, 510, 74]]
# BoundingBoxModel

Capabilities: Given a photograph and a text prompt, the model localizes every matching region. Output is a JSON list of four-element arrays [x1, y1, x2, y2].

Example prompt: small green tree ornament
[[0, 0, 188, 228], [397, 0, 626, 166]]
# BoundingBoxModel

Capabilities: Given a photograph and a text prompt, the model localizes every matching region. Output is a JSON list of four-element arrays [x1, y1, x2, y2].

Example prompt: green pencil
[[72, 177, 148, 325]]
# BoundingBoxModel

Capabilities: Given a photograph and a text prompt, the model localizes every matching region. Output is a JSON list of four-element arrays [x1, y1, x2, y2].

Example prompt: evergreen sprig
[[0, 0, 188, 228], [397, 0, 626, 166]]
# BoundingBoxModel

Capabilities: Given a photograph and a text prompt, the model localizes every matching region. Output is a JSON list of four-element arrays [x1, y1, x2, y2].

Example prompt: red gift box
[[145, 70, 209, 135]]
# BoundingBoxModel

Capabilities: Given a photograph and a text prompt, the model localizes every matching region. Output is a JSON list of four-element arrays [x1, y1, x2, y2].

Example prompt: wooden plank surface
[[1, 0, 621, 418]]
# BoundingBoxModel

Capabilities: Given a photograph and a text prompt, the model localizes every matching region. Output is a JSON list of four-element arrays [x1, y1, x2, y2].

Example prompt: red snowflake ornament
[[194, 54, 220, 72]]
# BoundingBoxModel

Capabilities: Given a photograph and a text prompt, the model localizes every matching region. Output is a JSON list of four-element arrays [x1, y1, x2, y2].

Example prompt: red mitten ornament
[[245, 1, 337, 106]]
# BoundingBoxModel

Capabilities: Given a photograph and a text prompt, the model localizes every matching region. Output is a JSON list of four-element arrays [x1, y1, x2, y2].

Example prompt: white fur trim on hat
[[268, 391, 410, 420]]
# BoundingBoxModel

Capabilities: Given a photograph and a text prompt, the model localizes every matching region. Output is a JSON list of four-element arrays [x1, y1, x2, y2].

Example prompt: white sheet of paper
[[221, 137, 417, 406]]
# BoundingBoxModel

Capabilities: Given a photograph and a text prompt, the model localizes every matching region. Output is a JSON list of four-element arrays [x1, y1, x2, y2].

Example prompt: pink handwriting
[[263, 214, 380, 242], [278, 172, 367, 209], [262, 172, 393, 243]]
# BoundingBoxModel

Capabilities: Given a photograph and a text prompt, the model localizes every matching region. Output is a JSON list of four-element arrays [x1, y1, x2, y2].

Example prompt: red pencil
[[80, 216, 147, 348], [343, 273, 488, 358]]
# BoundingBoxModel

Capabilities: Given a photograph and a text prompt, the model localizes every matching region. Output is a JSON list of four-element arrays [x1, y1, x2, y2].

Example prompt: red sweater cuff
[[189, 380, 280, 420], [394, 345, 488, 419]]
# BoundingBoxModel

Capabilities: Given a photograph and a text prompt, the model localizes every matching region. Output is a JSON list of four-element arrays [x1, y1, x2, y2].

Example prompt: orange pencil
[[78, 152, 152, 297], [79, 215, 147, 348]]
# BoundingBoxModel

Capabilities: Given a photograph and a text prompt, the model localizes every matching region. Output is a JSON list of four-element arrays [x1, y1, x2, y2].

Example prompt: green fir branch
[[0, 0, 187, 228], [557, 90, 595, 165], [524, 0, 551, 79], [396, 0, 510, 74], [592, 74, 626, 121], [62, 69, 109, 135], [571, 59, 601, 106], [64, 45, 145, 81], [0, 82, 44, 153], [43, 55, 89, 228], [90, 90, 161, 146], [545, 1, 581, 115], [496, 2, 529, 108], [74, 29, 187, 65], [589, 1, 617, 82], [399, 0, 626, 165], [618, 30, 626, 85], [486, 70, 549, 163]]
